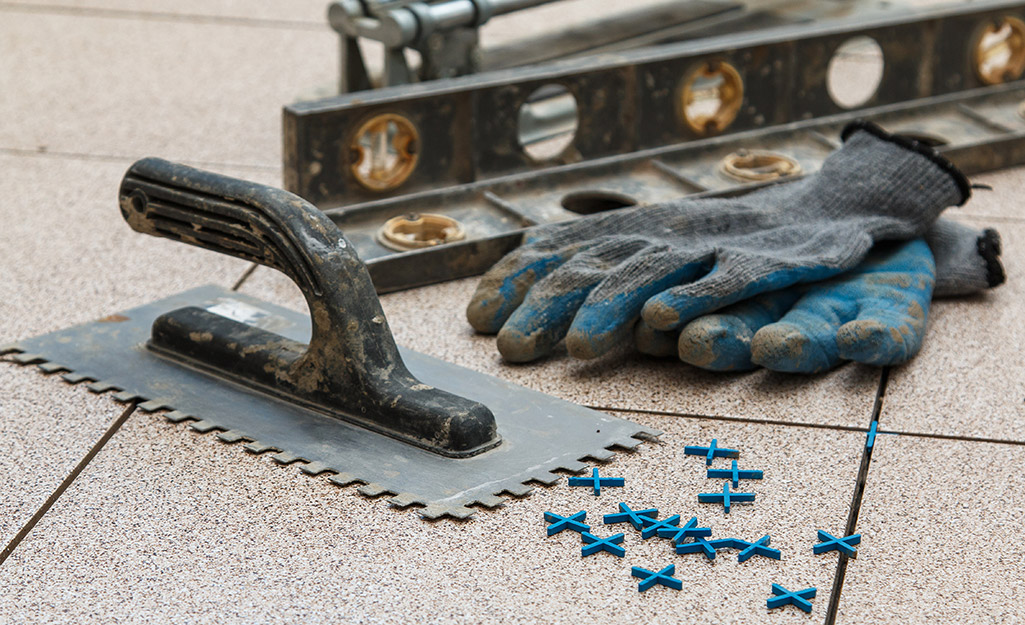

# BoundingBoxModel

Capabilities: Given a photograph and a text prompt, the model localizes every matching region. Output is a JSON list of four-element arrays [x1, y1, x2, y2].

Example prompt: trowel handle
[[118, 158, 352, 296], [117, 158, 500, 457]]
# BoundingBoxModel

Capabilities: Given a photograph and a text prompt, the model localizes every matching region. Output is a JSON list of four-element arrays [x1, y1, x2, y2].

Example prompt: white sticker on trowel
[[205, 298, 290, 332]]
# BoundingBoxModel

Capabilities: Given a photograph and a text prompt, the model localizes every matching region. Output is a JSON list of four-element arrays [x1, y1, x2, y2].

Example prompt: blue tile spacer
[[684, 439, 739, 466], [866, 421, 878, 450], [813, 530, 861, 557], [581, 532, 626, 557], [707, 460, 763, 488], [736, 535, 781, 562], [603, 503, 658, 531], [567, 467, 625, 496], [631, 565, 682, 592], [766, 583, 816, 613], [640, 514, 681, 539], [657, 516, 711, 544], [698, 481, 755, 514], [543, 510, 590, 536], [675, 536, 736, 560]]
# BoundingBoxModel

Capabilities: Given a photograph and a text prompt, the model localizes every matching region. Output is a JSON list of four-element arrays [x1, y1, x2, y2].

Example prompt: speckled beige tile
[[238, 267, 881, 426], [0, 408, 862, 624], [0, 362, 122, 548], [0, 11, 335, 166], [952, 165, 1025, 223], [881, 221, 1025, 441], [0, 155, 271, 341], [836, 434, 1025, 623], [7, 0, 327, 23]]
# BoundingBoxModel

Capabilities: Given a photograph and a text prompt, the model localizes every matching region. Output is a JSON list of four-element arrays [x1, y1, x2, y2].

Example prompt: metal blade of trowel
[[3, 286, 658, 519]]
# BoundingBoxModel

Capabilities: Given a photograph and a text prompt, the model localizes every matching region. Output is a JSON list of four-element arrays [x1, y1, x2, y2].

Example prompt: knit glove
[[466, 121, 970, 363], [635, 219, 1005, 373]]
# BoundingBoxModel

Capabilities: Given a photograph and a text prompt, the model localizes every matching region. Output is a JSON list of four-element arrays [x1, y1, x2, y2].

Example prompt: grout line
[[230, 263, 260, 291], [0, 400, 138, 568], [591, 405, 874, 434], [0, 2, 325, 30], [594, 404, 1025, 447], [873, 428, 1025, 446], [823, 367, 889, 625], [0, 147, 279, 172]]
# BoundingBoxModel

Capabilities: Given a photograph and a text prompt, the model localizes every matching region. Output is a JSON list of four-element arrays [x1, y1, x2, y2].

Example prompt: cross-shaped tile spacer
[[698, 481, 755, 514], [657, 516, 711, 544], [684, 438, 739, 466], [603, 503, 658, 531], [813, 530, 861, 557], [640, 514, 681, 539], [631, 565, 682, 592], [581, 532, 625, 557], [543, 511, 590, 536], [766, 583, 816, 613], [707, 460, 763, 488], [866, 421, 878, 450], [736, 535, 781, 562], [567, 468, 625, 496], [675, 536, 736, 560]]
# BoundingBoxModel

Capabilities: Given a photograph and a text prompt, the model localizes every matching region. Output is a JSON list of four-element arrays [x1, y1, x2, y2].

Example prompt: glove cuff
[[841, 120, 972, 207]]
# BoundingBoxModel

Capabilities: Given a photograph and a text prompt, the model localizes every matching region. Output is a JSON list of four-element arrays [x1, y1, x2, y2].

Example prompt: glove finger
[[641, 254, 818, 331], [634, 320, 678, 357], [496, 238, 650, 362], [565, 248, 712, 360], [837, 241, 935, 366], [466, 242, 580, 333], [677, 287, 804, 371], [753, 239, 935, 373], [750, 309, 848, 374]]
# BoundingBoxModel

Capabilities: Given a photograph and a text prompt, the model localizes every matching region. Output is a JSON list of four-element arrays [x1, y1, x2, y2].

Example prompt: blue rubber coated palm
[[637, 239, 936, 373]]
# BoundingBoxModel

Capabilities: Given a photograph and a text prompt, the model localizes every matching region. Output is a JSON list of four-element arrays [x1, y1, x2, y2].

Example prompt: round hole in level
[[376, 213, 466, 252], [975, 16, 1025, 85], [678, 60, 744, 135], [560, 191, 638, 215], [517, 84, 579, 162], [826, 36, 885, 109], [719, 150, 802, 183], [350, 113, 420, 192]]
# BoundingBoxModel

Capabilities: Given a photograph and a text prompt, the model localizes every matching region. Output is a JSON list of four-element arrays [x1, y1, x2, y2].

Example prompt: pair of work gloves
[[466, 121, 1006, 374]]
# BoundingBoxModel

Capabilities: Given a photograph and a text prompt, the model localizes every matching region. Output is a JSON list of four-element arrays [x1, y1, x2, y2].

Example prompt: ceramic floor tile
[[0, 362, 123, 548], [7, 0, 327, 23], [836, 434, 1025, 623], [0, 409, 863, 624], [238, 267, 882, 427], [0, 11, 335, 166], [881, 220, 1025, 442]]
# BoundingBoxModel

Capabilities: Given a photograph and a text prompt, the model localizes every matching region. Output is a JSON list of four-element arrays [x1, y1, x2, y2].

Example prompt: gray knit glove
[[466, 121, 971, 363]]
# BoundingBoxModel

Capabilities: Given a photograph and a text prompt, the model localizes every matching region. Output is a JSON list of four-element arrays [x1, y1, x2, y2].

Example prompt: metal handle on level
[[118, 158, 500, 457]]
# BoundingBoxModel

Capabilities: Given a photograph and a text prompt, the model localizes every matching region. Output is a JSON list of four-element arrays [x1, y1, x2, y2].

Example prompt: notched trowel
[[2, 159, 658, 519]]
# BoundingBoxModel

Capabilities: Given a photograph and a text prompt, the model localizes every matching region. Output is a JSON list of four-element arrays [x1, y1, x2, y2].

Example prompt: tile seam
[[0, 147, 279, 172], [591, 405, 874, 434], [0, 400, 137, 568], [822, 367, 889, 625]]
